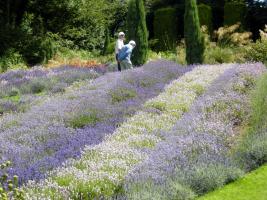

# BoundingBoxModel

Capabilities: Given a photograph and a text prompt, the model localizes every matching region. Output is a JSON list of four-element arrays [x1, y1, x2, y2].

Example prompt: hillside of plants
[[0, 0, 267, 199]]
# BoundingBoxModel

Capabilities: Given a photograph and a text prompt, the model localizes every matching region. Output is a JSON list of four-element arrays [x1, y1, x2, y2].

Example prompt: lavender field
[[0, 60, 190, 183], [0, 61, 266, 200]]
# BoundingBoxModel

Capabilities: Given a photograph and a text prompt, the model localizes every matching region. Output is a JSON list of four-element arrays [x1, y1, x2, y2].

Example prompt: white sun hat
[[118, 32, 125, 37], [129, 40, 136, 47]]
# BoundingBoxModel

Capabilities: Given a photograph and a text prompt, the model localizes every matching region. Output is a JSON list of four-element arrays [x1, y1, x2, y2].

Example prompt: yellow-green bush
[[214, 23, 252, 47]]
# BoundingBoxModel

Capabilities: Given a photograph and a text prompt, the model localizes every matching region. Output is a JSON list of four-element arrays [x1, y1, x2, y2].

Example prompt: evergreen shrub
[[127, 0, 148, 66], [153, 7, 178, 51], [184, 0, 205, 64], [224, 2, 247, 28]]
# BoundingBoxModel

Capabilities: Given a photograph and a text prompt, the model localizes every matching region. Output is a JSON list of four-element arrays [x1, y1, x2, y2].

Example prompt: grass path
[[198, 165, 267, 200]]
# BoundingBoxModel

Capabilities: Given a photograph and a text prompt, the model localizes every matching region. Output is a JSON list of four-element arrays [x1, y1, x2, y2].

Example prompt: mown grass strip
[[198, 165, 267, 200]]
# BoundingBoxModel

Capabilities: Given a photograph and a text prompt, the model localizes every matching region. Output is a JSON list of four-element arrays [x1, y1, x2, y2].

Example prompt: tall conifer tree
[[127, 0, 148, 66], [184, 0, 205, 64]]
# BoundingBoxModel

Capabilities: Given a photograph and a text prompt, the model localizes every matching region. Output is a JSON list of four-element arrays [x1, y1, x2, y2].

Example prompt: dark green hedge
[[198, 4, 213, 33], [224, 2, 247, 27], [153, 7, 178, 51]]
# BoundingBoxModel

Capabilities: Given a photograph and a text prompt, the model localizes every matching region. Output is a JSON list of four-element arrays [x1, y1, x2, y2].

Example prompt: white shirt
[[115, 39, 124, 54]]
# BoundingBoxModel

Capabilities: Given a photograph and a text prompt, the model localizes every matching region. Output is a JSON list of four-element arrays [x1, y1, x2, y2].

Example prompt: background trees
[[0, 0, 127, 65], [0, 0, 266, 68]]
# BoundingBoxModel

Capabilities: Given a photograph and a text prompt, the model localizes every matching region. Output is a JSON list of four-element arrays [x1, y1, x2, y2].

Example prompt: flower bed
[[0, 66, 104, 115], [124, 63, 266, 199], [0, 60, 188, 184], [24, 64, 233, 199]]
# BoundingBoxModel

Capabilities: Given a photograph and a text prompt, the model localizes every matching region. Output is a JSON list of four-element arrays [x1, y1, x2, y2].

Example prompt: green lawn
[[198, 165, 267, 200]]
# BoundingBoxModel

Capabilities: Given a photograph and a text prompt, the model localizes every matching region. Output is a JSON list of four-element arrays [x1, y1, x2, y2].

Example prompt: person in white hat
[[115, 32, 125, 71], [118, 40, 136, 70]]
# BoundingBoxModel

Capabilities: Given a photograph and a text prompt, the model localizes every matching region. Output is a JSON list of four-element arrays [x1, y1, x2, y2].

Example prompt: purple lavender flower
[[0, 60, 189, 184], [124, 63, 266, 198]]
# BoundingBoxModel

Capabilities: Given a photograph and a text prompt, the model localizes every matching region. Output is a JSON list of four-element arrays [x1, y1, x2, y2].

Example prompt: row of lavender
[[123, 63, 266, 199], [0, 60, 189, 184], [0, 66, 105, 115], [23, 64, 234, 199]]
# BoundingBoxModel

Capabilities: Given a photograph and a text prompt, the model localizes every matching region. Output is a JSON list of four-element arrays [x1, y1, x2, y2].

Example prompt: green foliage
[[153, 7, 178, 51], [236, 132, 267, 171], [125, 180, 196, 200], [214, 23, 252, 47], [224, 2, 247, 27], [22, 34, 58, 65], [248, 73, 267, 134], [180, 164, 244, 195], [29, 80, 47, 94], [0, 161, 25, 200], [102, 28, 111, 55], [244, 40, 267, 65], [234, 73, 267, 171], [68, 113, 99, 129], [27, 0, 126, 51], [198, 4, 213, 34], [127, 0, 149, 66], [0, 0, 127, 69], [110, 88, 137, 104], [204, 46, 235, 64], [0, 49, 27, 72], [184, 0, 205, 64]]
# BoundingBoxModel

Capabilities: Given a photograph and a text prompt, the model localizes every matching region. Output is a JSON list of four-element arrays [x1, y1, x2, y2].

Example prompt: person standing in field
[[115, 32, 125, 71], [118, 40, 136, 70]]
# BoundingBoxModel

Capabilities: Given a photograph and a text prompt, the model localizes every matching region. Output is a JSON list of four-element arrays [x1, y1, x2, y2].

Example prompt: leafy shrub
[[105, 40, 116, 55], [204, 46, 235, 64], [0, 49, 27, 72], [18, 13, 58, 65], [153, 7, 178, 51], [244, 26, 267, 64], [214, 23, 252, 47], [0, 161, 25, 200], [22, 33, 58, 65]]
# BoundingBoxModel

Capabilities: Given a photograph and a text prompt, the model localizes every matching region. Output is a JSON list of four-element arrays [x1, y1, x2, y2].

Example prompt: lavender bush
[[0, 60, 189, 184], [124, 63, 266, 199], [0, 66, 103, 115], [23, 64, 232, 199]]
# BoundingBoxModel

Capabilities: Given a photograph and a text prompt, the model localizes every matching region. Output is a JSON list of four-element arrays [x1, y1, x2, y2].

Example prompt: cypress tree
[[184, 0, 205, 64], [102, 27, 110, 55], [127, 0, 148, 66]]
